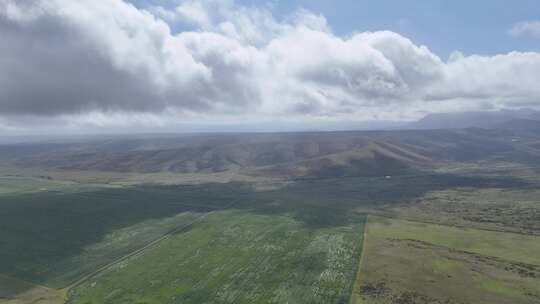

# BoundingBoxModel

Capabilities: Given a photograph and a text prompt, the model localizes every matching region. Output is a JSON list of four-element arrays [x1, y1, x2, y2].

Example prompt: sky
[[132, 0, 540, 56], [0, 0, 539, 134]]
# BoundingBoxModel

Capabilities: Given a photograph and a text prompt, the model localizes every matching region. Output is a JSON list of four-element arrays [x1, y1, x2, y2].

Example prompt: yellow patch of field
[[0, 274, 65, 304]]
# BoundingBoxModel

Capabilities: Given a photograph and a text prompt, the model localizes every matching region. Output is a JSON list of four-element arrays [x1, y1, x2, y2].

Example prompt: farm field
[[1, 175, 374, 303], [351, 216, 540, 304], [67, 210, 366, 304]]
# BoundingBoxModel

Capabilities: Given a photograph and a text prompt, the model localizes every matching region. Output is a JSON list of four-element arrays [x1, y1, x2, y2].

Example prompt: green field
[[68, 210, 366, 304], [1, 175, 372, 303]]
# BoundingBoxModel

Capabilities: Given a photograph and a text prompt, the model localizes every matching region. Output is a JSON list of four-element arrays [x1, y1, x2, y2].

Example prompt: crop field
[[352, 216, 540, 304], [68, 210, 366, 304], [1, 176, 372, 303]]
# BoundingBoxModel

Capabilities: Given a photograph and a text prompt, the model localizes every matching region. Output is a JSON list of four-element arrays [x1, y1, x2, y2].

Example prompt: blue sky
[[272, 0, 539, 57], [131, 0, 539, 58]]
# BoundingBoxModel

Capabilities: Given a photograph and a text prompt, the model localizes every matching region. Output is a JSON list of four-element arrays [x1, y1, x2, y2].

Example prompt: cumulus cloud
[[1, 0, 540, 131], [430, 52, 540, 106], [509, 20, 540, 38]]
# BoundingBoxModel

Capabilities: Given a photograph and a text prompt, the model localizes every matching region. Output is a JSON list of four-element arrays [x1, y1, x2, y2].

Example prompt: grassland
[[352, 216, 540, 304], [367, 216, 540, 265], [68, 210, 366, 304], [385, 187, 540, 235]]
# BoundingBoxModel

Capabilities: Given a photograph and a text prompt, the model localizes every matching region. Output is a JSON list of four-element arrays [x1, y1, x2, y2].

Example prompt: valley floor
[[1, 163, 540, 304]]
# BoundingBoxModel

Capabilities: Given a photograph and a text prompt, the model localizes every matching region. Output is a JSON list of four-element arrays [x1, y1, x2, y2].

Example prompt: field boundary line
[[365, 212, 540, 237], [348, 215, 369, 304]]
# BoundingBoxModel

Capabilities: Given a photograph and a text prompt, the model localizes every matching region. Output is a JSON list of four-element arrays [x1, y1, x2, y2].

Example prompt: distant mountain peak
[[408, 109, 540, 130]]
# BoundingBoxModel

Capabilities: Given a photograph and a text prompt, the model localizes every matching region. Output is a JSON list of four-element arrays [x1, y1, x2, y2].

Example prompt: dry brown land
[[350, 216, 540, 304], [0, 274, 65, 304]]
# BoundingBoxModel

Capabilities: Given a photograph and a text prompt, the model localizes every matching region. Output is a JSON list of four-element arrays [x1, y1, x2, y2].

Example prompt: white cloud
[[428, 51, 540, 112], [0, 0, 540, 131], [509, 20, 540, 38], [174, 0, 212, 28]]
